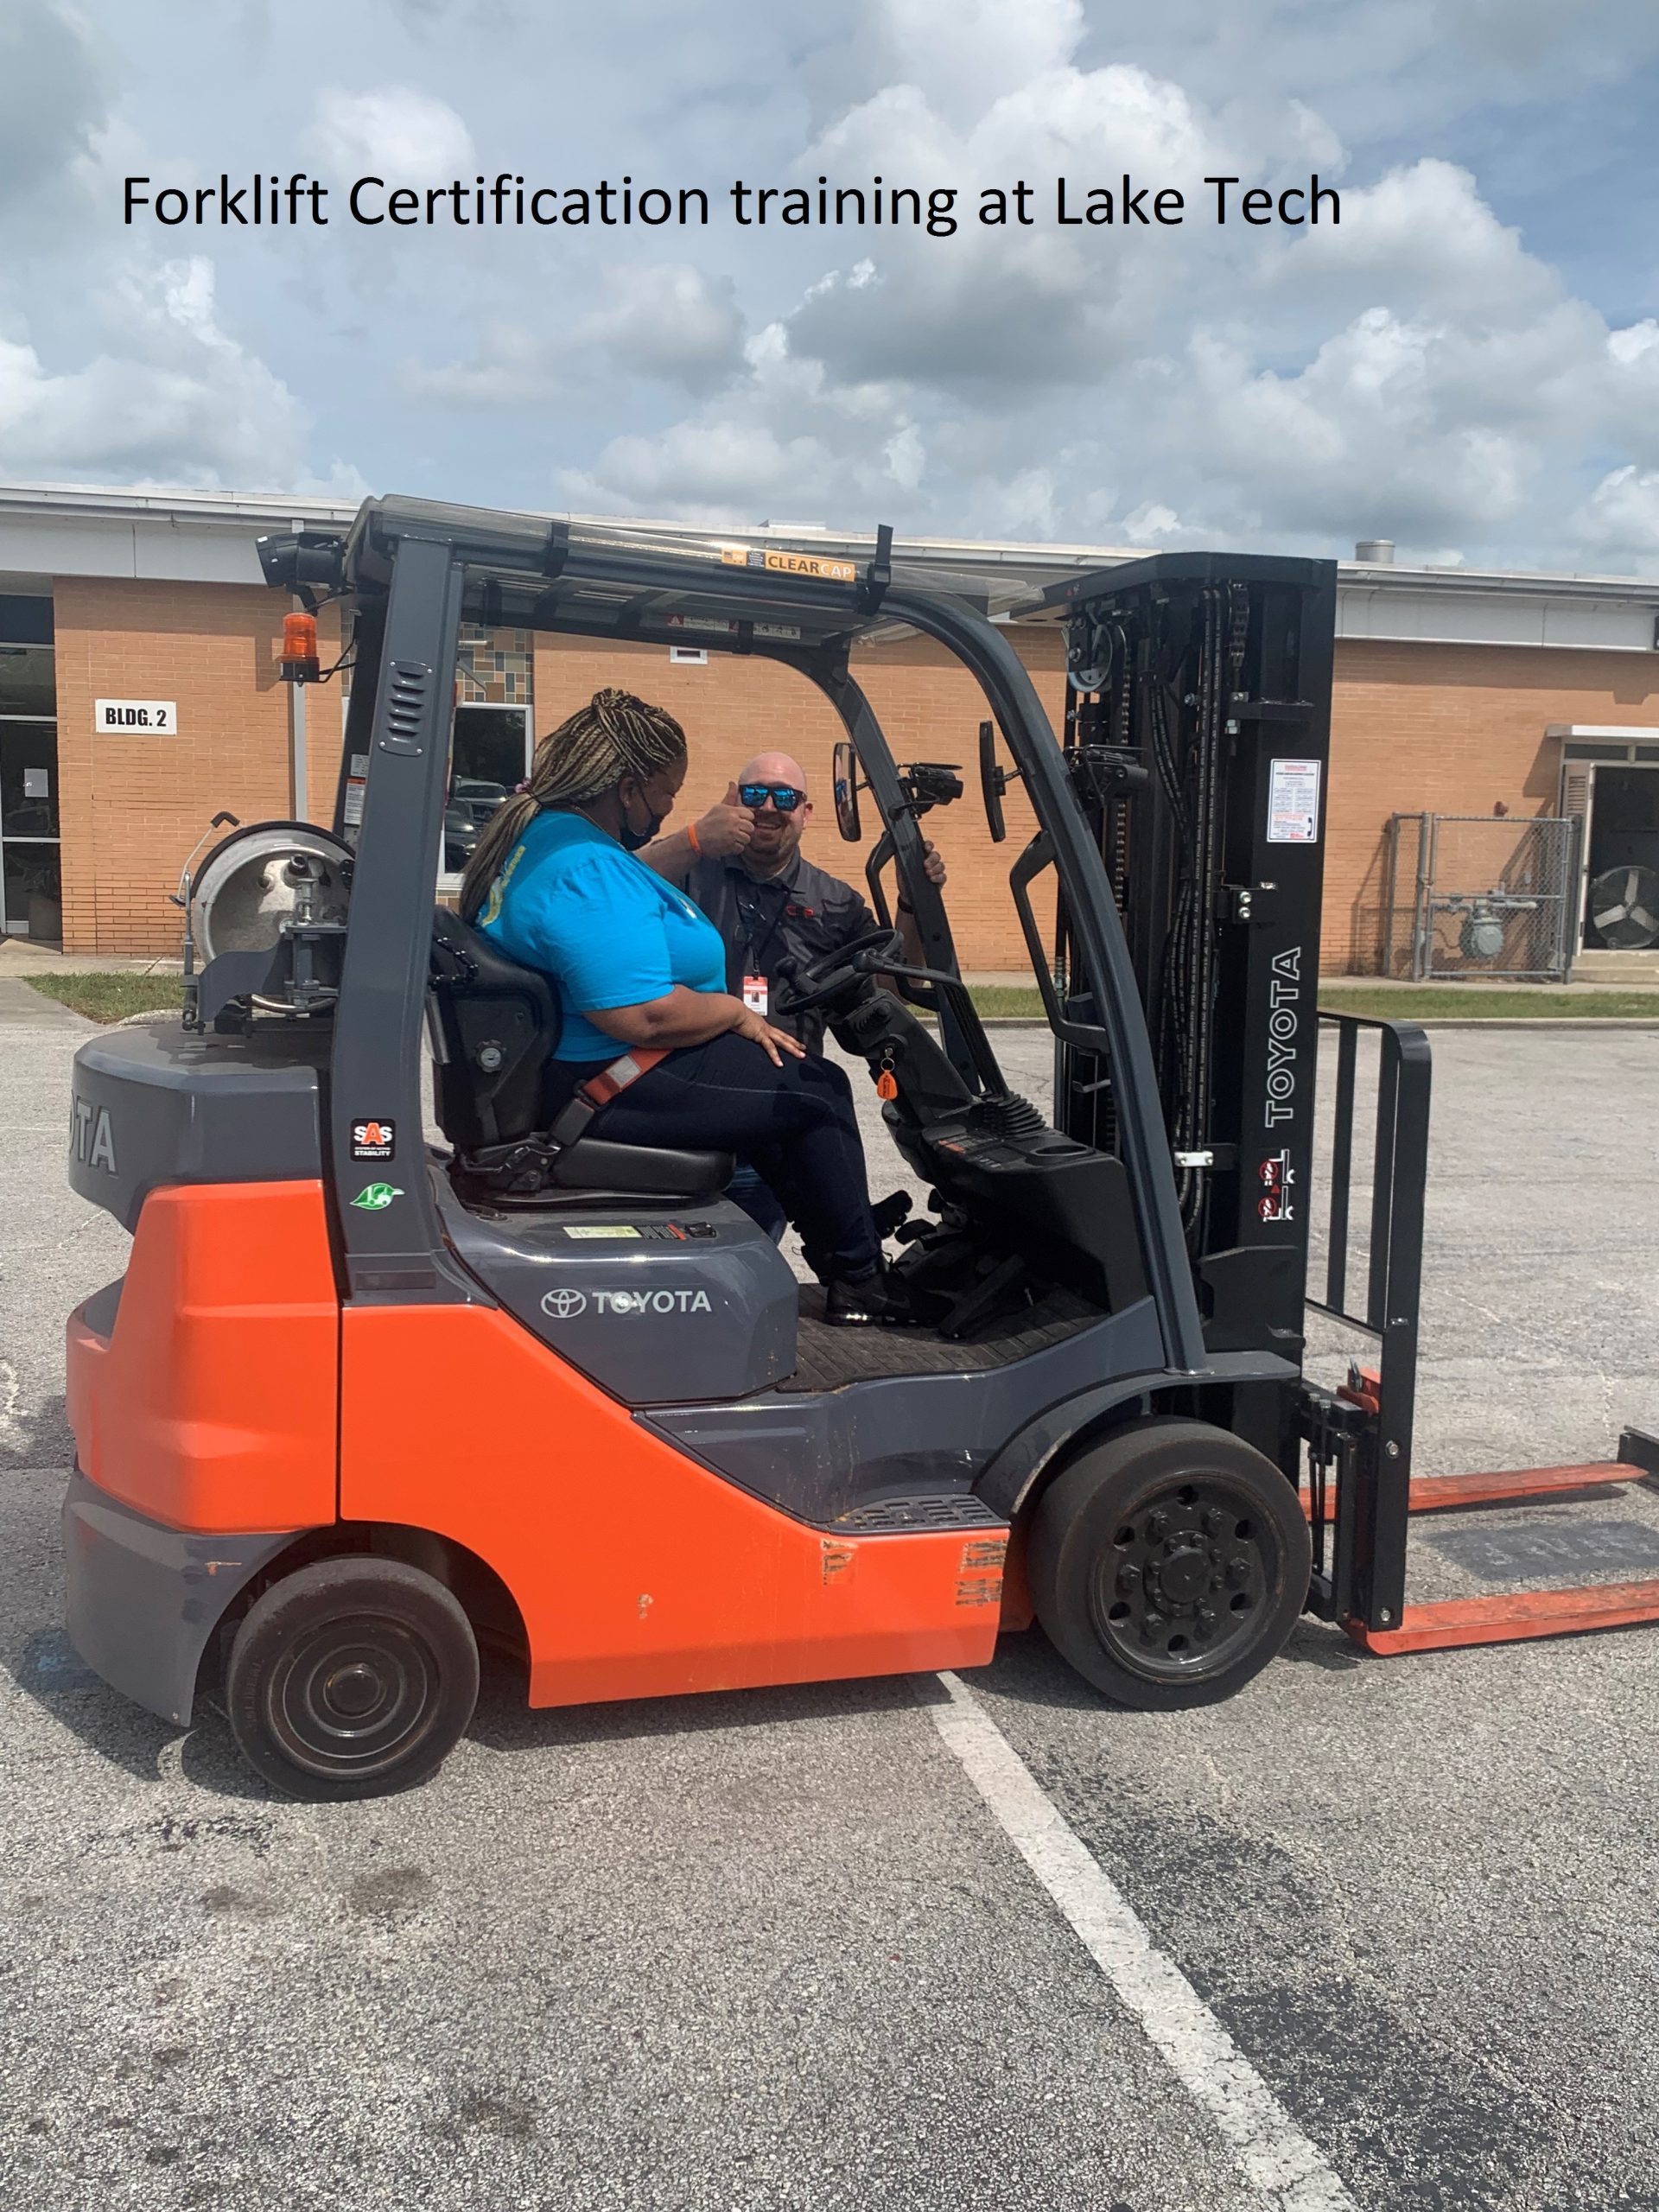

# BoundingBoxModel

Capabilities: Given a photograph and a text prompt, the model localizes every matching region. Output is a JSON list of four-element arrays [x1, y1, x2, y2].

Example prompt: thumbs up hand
[[696, 780, 756, 858]]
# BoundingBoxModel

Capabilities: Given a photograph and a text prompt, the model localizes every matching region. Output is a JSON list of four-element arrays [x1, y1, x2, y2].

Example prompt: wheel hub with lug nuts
[[1090, 1478, 1274, 1679]]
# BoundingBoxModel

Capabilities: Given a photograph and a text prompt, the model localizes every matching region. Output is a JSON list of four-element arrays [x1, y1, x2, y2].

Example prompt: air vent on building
[[1355, 539, 1395, 564]]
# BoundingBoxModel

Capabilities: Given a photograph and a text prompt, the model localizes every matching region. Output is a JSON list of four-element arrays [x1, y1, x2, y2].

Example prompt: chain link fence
[[1382, 814, 1580, 982]]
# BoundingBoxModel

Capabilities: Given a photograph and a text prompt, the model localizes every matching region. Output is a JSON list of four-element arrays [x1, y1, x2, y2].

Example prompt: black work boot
[[823, 1267, 930, 1329]]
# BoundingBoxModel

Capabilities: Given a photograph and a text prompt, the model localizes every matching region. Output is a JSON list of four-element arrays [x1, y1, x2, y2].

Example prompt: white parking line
[[932, 1672, 1359, 2212]]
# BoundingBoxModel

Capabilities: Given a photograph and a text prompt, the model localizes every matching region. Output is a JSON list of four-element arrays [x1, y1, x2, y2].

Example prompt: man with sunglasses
[[645, 748, 944, 1236], [645, 748, 945, 1052]]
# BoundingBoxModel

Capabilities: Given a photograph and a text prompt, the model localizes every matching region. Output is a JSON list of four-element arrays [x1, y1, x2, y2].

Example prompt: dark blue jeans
[[727, 1164, 789, 1243], [578, 1033, 878, 1280]]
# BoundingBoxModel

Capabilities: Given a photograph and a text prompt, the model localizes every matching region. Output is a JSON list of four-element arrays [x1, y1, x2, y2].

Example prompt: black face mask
[[617, 804, 664, 853]]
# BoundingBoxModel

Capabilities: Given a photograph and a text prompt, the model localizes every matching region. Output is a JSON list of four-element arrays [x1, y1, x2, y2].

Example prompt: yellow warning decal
[[720, 546, 857, 583]]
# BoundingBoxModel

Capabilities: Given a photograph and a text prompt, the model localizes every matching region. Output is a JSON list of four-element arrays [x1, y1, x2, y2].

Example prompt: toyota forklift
[[60, 498, 1659, 1798]]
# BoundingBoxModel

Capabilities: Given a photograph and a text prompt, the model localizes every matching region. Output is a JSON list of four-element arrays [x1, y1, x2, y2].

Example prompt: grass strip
[[1317, 987, 1659, 1020], [22, 973, 184, 1024], [23, 972, 1658, 1028]]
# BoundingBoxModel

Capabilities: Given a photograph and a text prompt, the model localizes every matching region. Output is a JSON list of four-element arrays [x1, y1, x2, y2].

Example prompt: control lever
[[849, 949, 1011, 1100], [850, 948, 953, 988]]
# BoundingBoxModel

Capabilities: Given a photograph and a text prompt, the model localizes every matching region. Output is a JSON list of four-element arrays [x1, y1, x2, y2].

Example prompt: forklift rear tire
[[1028, 1419, 1311, 1713], [225, 1557, 480, 1801]]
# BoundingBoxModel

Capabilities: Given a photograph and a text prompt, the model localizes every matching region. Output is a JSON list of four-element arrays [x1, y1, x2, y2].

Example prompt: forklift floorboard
[[782, 1284, 1101, 1391]]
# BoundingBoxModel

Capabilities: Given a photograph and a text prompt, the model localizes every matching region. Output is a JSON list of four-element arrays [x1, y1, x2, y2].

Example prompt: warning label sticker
[[1267, 757, 1321, 844], [664, 613, 804, 640], [720, 546, 857, 583]]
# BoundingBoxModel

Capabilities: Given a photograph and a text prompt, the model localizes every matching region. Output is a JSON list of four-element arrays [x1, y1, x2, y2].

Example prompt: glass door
[[0, 594, 60, 941], [440, 623, 536, 894], [441, 703, 532, 890]]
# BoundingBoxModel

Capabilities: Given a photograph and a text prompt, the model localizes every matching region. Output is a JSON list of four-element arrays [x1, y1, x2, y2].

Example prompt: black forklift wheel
[[225, 1558, 480, 1801], [1027, 1419, 1312, 1712]]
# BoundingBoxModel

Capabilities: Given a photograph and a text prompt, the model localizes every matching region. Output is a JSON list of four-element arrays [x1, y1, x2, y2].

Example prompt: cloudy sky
[[3, 0, 1658, 569]]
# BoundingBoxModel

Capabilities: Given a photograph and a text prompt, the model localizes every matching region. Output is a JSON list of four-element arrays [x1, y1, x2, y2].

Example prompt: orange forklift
[[60, 499, 1659, 1797]]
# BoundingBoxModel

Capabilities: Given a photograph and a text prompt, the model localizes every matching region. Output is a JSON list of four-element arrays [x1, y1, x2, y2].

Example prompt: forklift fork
[[1300, 1012, 1659, 1657]]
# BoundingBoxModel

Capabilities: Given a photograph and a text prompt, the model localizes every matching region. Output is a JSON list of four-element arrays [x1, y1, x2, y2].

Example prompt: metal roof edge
[[2, 478, 1657, 605]]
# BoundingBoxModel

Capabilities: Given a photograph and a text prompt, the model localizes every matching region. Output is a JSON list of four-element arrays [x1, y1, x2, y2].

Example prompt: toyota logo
[[542, 1287, 588, 1319]]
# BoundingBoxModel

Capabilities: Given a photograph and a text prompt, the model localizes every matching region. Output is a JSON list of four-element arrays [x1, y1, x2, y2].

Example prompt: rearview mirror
[[979, 719, 1007, 844], [832, 740, 861, 842]]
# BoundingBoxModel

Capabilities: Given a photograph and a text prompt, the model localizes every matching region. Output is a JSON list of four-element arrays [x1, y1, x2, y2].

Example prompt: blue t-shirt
[[475, 809, 728, 1061]]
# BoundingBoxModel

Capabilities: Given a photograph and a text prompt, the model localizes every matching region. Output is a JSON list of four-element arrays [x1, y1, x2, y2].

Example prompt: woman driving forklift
[[460, 687, 922, 1326]]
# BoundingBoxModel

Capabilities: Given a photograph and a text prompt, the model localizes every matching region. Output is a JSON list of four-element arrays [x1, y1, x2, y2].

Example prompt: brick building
[[3, 481, 1659, 976]]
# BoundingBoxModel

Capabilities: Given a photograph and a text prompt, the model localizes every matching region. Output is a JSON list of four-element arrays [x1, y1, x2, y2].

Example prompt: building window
[[0, 594, 60, 942]]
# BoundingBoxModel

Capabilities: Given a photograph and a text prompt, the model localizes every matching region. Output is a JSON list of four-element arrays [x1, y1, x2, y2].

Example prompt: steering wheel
[[771, 926, 906, 1014]]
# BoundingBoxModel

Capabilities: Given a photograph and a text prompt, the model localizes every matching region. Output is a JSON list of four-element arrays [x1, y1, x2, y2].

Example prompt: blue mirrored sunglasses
[[739, 782, 806, 812]]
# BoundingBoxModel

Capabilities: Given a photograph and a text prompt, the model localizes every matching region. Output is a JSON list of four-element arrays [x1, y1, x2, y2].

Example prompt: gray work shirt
[[661, 847, 876, 1053]]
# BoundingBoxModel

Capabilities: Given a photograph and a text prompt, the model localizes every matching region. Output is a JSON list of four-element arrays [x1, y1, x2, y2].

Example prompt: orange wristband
[[686, 820, 702, 856]]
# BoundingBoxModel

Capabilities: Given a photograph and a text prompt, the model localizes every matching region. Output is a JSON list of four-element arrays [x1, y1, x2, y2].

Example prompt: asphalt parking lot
[[3, 990, 1658, 2211]]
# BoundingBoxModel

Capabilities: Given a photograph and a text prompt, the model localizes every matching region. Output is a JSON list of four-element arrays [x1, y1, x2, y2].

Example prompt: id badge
[[742, 973, 769, 1016]]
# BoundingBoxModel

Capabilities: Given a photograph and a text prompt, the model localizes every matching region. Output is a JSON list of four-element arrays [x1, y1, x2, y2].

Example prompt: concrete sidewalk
[[0, 938, 181, 976], [0, 976, 88, 1027]]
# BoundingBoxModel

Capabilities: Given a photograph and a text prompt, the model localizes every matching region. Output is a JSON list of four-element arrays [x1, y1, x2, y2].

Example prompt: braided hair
[[460, 687, 687, 920]]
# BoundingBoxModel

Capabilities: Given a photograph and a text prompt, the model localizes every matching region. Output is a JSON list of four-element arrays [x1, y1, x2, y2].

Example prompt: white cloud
[[1271, 158, 1553, 318], [576, 265, 745, 392], [1175, 313, 1535, 537], [562, 315, 928, 523], [3, 0, 1657, 571], [0, 256, 355, 492], [0, 1, 105, 208], [785, 56, 1227, 396], [404, 321, 557, 409], [306, 85, 475, 182], [864, 0, 1084, 125], [406, 264, 745, 409], [1574, 467, 1659, 561]]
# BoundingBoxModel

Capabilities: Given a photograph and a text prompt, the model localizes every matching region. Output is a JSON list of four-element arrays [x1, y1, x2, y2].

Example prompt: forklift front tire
[[225, 1557, 480, 1801], [1028, 1419, 1311, 1713]]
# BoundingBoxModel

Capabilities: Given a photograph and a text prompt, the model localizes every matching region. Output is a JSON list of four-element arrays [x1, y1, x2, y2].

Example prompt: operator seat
[[428, 906, 733, 1200]]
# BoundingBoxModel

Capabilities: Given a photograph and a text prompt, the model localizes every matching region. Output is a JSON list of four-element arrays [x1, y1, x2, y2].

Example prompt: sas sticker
[[351, 1182, 404, 1211], [351, 1118, 396, 1161]]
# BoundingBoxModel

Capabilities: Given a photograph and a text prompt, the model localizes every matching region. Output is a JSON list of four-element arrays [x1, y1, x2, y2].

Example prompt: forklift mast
[[1039, 554, 1336, 1370]]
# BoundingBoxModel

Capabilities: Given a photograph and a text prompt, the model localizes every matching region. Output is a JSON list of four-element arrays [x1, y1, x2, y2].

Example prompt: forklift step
[[1300, 1459, 1654, 1521], [835, 1494, 1008, 1533], [1347, 1579, 1659, 1655]]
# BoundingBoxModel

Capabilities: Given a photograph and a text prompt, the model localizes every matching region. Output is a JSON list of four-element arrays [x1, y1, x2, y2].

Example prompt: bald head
[[735, 748, 813, 877], [738, 750, 808, 791]]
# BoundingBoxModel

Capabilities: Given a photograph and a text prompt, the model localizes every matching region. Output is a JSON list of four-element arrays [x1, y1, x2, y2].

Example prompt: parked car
[[442, 779, 509, 872]]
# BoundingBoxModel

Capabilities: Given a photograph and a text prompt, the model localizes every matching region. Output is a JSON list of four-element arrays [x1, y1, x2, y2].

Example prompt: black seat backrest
[[429, 905, 559, 1148]]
